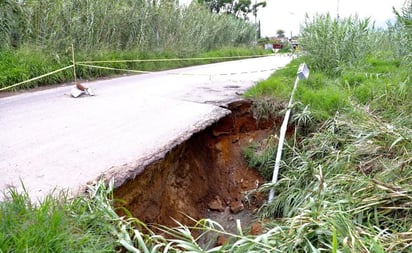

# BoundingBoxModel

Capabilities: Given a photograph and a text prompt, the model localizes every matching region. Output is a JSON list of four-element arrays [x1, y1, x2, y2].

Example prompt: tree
[[276, 29, 285, 38], [196, 0, 230, 13], [197, 0, 266, 20], [252, 0, 266, 23]]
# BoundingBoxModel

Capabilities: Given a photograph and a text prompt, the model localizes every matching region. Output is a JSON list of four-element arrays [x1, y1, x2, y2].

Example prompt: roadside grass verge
[[0, 184, 120, 252], [246, 53, 410, 122], [245, 57, 351, 121], [243, 69, 412, 251], [241, 10, 412, 252]]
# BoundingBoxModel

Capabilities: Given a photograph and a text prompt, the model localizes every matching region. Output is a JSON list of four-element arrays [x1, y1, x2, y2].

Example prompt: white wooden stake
[[268, 63, 309, 203]]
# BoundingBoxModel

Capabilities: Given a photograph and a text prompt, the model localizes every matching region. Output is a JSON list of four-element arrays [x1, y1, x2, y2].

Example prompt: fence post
[[71, 44, 77, 84]]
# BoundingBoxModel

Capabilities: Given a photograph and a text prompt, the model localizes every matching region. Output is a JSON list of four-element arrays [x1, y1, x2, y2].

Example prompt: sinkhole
[[113, 99, 284, 230]]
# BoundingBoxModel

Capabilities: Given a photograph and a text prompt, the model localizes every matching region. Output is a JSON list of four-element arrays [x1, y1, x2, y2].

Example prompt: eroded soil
[[114, 100, 277, 231]]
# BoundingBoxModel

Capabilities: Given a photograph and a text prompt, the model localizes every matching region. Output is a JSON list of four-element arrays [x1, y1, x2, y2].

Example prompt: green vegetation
[[299, 14, 372, 75], [1, 0, 411, 252], [197, 0, 267, 20], [0, 0, 256, 51], [241, 2, 412, 251], [0, 183, 120, 252]]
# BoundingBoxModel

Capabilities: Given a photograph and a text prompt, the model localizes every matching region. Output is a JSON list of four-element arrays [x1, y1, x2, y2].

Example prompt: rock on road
[[0, 55, 292, 201]]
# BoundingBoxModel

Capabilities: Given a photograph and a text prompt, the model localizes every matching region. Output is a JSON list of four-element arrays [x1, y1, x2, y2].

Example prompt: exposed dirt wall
[[114, 100, 277, 227]]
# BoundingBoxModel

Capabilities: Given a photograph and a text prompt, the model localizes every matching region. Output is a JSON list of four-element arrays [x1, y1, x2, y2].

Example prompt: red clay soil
[[114, 100, 277, 228]]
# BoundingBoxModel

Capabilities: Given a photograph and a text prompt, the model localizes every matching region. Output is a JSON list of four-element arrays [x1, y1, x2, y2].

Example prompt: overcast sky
[[258, 0, 407, 37], [180, 0, 407, 37]]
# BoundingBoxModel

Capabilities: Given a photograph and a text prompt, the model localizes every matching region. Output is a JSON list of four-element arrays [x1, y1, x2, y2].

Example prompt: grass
[[240, 9, 412, 252], [243, 135, 278, 181], [239, 107, 412, 251], [1, 1, 256, 53], [299, 13, 372, 76], [1, 3, 412, 252], [1, 58, 411, 251], [0, 185, 119, 252], [245, 58, 351, 121]]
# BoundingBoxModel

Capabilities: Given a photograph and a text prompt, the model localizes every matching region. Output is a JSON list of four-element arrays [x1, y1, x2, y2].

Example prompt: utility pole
[[254, 0, 258, 39], [254, 0, 257, 25]]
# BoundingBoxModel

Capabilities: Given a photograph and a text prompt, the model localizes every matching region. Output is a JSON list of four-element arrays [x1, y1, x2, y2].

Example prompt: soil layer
[[114, 100, 277, 227]]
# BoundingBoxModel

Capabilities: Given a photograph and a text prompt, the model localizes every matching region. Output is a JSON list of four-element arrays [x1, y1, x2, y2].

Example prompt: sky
[[180, 0, 407, 37], [257, 0, 407, 37]]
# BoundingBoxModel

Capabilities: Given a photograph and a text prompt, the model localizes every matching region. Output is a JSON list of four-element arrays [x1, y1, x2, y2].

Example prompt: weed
[[243, 135, 278, 181], [300, 14, 372, 76], [0, 186, 118, 252]]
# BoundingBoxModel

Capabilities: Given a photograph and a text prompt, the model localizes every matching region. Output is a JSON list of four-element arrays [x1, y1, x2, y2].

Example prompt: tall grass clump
[[243, 135, 278, 181], [253, 106, 412, 252], [0, 184, 120, 252], [239, 2, 412, 250], [0, 0, 30, 49], [0, 0, 256, 53], [391, 0, 412, 65], [300, 13, 372, 75]]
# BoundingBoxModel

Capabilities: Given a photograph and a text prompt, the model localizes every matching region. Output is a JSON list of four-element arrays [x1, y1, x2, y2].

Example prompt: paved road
[[0, 55, 292, 201]]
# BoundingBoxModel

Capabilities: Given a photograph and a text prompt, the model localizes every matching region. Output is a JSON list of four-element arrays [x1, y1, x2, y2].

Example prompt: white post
[[268, 63, 309, 203], [71, 44, 77, 84]]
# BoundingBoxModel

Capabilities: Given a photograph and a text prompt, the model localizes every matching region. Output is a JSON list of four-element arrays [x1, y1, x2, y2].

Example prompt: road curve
[[0, 55, 292, 201]]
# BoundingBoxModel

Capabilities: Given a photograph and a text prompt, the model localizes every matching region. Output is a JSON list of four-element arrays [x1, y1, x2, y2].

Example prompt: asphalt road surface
[[0, 55, 292, 201]]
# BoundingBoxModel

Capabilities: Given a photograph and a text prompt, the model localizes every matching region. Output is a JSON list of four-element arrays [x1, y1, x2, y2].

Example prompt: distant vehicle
[[273, 44, 283, 49], [290, 39, 299, 50]]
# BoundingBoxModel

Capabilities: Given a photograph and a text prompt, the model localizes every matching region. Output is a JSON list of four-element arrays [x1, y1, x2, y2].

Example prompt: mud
[[114, 100, 278, 228]]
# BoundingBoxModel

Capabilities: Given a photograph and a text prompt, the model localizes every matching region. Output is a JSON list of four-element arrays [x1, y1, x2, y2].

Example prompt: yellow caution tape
[[78, 63, 281, 77], [76, 63, 153, 74], [0, 54, 279, 93], [77, 54, 267, 64], [0, 65, 73, 92]]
